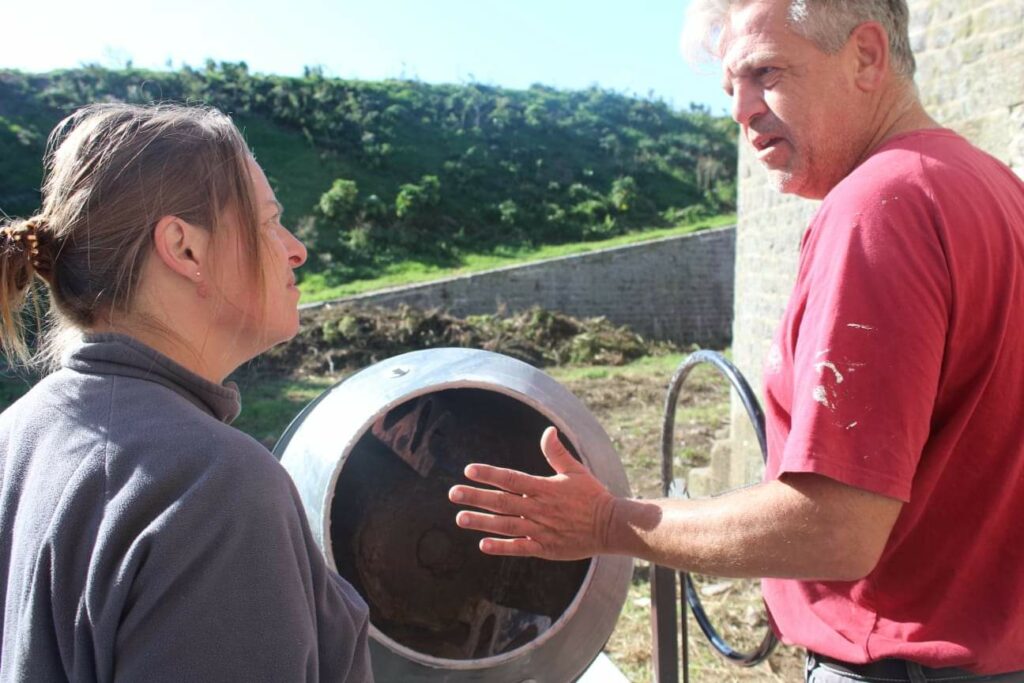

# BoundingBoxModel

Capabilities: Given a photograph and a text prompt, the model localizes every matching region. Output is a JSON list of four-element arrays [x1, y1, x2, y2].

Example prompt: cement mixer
[[275, 348, 633, 682]]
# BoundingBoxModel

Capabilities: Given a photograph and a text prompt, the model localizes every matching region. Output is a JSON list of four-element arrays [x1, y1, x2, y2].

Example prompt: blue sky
[[4, 0, 732, 114]]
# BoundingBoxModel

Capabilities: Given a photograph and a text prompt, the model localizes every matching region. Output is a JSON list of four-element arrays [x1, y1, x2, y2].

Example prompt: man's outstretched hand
[[448, 426, 620, 561]]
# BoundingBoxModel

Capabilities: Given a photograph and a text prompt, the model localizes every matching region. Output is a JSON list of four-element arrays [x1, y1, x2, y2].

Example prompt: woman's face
[[212, 159, 307, 353]]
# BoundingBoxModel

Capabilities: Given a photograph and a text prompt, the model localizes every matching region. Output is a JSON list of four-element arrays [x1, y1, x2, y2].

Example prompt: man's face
[[720, 0, 865, 199]]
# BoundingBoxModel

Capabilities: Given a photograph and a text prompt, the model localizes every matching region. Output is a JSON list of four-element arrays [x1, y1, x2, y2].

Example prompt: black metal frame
[[652, 349, 778, 683]]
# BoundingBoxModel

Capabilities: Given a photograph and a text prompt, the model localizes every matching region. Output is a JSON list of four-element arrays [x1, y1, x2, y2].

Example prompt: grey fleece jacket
[[0, 334, 373, 682]]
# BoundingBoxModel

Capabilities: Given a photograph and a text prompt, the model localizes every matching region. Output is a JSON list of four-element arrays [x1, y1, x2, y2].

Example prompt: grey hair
[[682, 0, 916, 79]]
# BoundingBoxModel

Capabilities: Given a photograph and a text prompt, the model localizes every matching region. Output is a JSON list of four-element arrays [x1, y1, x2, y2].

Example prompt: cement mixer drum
[[276, 348, 632, 682]]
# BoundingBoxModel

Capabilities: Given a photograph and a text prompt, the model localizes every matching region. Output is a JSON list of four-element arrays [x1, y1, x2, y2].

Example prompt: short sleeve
[[778, 185, 950, 502]]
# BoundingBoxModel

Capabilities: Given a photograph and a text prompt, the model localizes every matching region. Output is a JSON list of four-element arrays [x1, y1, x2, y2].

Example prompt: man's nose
[[731, 80, 767, 127]]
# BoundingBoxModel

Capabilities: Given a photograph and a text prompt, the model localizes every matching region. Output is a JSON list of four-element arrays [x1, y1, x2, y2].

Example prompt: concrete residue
[[812, 354, 846, 412], [812, 385, 835, 410], [814, 361, 844, 384], [767, 343, 782, 374]]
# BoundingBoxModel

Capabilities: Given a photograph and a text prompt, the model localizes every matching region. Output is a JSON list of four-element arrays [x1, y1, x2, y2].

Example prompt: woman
[[0, 104, 372, 681]]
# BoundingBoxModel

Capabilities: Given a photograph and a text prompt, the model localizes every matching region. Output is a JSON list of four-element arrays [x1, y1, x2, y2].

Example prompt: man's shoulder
[[815, 130, 983, 233], [831, 130, 953, 202], [836, 129, 1018, 205]]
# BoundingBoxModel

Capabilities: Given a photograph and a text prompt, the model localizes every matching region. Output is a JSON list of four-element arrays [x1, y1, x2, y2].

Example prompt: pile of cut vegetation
[[255, 304, 672, 377]]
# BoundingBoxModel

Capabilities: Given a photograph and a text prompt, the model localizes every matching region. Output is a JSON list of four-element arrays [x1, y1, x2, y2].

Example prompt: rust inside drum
[[328, 388, 589, 661]]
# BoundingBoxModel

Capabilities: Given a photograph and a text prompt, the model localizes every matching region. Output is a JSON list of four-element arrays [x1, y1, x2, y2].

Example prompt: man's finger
[[448, 484, 535, 516], [478, 536, 545, 558], [455, 510, 541, 538], [462, 463, 544, 496], [540, 426, 585, 475]]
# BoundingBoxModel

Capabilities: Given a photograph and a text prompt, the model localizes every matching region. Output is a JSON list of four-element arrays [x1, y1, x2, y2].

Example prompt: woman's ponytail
[[0, 216, 52, 362]]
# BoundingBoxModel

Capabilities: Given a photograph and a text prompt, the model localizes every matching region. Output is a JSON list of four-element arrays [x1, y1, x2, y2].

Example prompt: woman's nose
[[287, 230, 307, 268]]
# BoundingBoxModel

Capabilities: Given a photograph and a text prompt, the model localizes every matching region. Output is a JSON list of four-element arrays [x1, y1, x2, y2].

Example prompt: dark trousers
[[806, 652, 1024, 682]]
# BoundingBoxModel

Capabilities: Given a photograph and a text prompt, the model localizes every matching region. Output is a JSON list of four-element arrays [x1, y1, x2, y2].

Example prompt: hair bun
[[1, 216, 53, 285]]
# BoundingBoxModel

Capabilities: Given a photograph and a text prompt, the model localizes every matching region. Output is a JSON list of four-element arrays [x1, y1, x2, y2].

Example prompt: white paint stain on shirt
[[847, 323, 876, 331], [843, 360, 867, 375], [767, 343, 782, 374], [846, 421, 858, 430], [812, 385, 835, 410], [814, 361, 844, 384]]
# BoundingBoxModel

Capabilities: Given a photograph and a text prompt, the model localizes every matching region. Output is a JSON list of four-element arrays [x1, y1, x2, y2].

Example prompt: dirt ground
[[255, 304, 668, 377]]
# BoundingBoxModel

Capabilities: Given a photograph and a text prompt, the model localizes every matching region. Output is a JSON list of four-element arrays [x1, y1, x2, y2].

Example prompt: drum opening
[[329, 388, 591, 661]]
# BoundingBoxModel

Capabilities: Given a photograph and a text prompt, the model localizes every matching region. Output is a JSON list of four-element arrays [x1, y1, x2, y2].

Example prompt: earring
[[195, 271, 209, 299]]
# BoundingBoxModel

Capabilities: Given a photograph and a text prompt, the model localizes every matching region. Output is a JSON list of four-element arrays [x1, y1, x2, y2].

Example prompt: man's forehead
[[719, 0, 797, 73]]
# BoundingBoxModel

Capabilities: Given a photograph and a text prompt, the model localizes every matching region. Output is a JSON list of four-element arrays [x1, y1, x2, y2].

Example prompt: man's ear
[[849, 20, 890, 92], [151, 215, 210, 281]]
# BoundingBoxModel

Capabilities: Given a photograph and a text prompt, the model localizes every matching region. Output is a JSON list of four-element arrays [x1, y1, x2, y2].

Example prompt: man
[[449, 1, 1024, 680]]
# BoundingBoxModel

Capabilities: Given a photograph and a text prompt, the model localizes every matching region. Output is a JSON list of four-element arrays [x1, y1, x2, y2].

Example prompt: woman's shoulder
[[3, 365, 299, 523], [33, 365, 295, 507]]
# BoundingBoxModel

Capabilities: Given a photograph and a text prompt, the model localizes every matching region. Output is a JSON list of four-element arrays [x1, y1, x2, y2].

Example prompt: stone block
[[974, 1, 1024, 34], [686, 466, 716, 498], [958, 37, 986, 64], [909, 3, 934, 33]]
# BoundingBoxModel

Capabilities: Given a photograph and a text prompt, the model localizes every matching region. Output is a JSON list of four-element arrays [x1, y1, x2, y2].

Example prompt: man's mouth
[[752, 134, 784, 152]]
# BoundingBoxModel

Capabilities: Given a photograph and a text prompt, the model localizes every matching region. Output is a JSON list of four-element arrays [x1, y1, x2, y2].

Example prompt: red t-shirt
[[762, 129, 1024, 673]]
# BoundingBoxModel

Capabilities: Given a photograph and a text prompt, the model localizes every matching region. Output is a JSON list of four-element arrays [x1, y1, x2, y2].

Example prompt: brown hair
[[0, 103, 264, 367]]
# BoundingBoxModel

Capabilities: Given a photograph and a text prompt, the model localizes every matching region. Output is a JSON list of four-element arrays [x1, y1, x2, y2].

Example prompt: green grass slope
[[0, 64, 737, 291]]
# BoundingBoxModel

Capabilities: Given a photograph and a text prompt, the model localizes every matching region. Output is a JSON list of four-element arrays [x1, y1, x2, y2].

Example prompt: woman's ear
[[151, 215, 211, 281]]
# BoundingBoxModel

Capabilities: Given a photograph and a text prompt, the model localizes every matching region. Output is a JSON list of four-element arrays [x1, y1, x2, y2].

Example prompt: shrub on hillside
[[0, 65, 738, 278]]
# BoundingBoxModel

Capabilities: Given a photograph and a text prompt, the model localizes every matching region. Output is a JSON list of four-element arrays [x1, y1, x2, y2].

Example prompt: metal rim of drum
[[275, 348, 633, 681], [283, 382, 589, 670], [661, 349, 778, 666]]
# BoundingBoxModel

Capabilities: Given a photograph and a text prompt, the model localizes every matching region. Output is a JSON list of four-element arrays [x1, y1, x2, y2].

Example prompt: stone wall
[[698, 0, 1024, 495], [307, 226, 736, 347], [913, 0, 1024, 177]]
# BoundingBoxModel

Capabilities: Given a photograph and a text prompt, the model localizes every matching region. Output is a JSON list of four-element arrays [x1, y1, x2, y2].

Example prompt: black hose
[[660, 349, 778, 668]]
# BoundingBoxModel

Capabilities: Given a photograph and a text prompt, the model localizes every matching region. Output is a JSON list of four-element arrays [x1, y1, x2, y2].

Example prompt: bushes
[[318, 178, 360, 221], [0, 65, 738, 279], [395, 175, 441, 223]]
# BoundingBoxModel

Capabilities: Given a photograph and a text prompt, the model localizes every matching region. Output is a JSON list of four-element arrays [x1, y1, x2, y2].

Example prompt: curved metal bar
[[660, 349, 777, 668], [683, 574, 777, 666]]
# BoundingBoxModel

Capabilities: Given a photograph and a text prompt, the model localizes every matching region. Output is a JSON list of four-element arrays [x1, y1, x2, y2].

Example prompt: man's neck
[[854, 83, 942, 168]]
